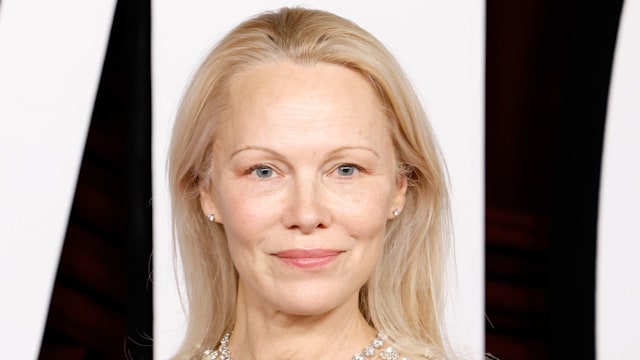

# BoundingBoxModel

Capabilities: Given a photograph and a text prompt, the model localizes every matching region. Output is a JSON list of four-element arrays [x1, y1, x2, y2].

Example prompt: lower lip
[[276, 254, 339, 269]]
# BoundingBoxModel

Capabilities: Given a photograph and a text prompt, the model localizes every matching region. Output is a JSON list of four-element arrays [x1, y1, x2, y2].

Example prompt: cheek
[[216, 185, 280, 244], [332, 182, 393, 235], [218, 192, 270, 271]]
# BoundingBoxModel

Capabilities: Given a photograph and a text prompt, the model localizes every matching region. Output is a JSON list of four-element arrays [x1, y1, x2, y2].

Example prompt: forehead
[[221, 61, 388, 140], [231, 61, 380, 105]]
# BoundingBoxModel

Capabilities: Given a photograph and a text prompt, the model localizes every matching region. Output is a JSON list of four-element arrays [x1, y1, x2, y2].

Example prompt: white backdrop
[[0, 0, 116, 358], [597, 0, 640, 359], [152, 1, 485, 359]]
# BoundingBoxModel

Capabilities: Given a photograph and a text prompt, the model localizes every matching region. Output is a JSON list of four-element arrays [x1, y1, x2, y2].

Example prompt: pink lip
[[273, 249, 342, 269]]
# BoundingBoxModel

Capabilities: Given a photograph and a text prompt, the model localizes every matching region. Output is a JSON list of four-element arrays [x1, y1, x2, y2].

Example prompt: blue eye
[[336, 164, 359, 176], [251, 166, 274, 178]]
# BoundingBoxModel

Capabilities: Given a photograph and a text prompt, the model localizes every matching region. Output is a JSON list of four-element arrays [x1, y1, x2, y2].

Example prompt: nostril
[[282, 205, 330, 233], [281, 180, 331, 232]]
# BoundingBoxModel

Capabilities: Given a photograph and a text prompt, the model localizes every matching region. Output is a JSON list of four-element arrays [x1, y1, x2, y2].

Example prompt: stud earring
[[207, 214, 215, 222], [392, 209, 400, 217]]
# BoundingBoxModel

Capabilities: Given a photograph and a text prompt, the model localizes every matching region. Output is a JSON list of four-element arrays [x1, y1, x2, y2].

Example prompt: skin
[[200, 61, 407, 359]]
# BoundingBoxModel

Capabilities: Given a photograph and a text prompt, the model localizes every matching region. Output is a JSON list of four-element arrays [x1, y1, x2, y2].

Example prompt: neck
[[229, 287, 376, 360]]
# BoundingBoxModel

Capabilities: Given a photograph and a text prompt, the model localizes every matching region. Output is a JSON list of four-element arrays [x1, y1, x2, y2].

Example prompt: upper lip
[[273, 249, 343, 258]]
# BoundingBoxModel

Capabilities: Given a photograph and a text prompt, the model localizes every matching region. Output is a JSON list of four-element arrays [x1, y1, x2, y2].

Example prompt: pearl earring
[[207, 214, 215, 222], [392, 209, 400, 217]]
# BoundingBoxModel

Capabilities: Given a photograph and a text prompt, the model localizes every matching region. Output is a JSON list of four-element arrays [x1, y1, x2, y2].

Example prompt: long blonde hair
[[168, 7, 453, 359]]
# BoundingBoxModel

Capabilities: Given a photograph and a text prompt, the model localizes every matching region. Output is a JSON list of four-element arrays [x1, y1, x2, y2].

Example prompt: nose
[[282, 175, 331, 233]]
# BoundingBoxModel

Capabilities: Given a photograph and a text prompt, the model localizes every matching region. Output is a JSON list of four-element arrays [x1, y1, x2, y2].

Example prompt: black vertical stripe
[[121, 0, 154, 358], [39, 1, 153, 359], [547, 1, 623, 358], [486, 0, 624, 357]]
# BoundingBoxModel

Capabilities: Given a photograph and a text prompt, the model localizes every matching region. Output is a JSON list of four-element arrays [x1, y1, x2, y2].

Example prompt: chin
[[267, 285, 360, 317]]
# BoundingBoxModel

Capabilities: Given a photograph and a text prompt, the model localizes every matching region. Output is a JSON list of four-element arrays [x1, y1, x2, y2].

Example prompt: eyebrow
[[230, 145, 380, 159]]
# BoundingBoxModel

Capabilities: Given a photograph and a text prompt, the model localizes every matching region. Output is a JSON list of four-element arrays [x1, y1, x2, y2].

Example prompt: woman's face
[[201, 61, 406, 316]]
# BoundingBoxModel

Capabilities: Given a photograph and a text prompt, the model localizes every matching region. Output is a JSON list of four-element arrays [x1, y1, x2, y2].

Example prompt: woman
[[168, 7, 453, 360]]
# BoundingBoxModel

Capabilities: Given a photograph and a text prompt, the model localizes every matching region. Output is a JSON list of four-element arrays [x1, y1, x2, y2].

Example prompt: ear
[[388, 175, 408, 219], [200, 187, 222, 223]]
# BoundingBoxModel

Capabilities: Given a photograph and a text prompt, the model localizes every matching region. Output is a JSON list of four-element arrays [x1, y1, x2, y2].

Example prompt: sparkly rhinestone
[[200, 331, 412, 360], [379, 347, 398, 360], [201, 349, 218, 360], [364, 345, 375, 357]]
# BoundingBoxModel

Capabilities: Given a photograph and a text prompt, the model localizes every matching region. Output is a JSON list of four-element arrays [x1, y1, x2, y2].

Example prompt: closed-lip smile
[[273, 249, 343, 269]]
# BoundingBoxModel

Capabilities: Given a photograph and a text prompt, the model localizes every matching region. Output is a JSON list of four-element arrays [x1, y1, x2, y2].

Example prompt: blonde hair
[[168, 7, 453, 359]]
